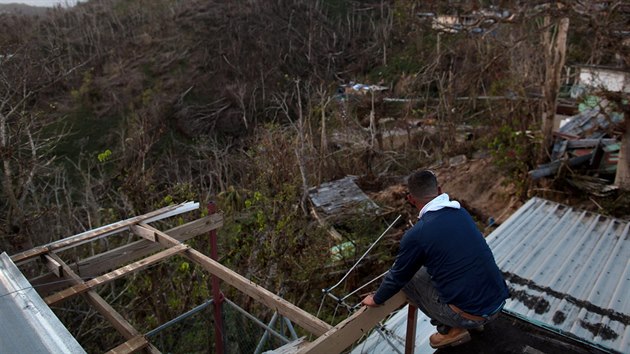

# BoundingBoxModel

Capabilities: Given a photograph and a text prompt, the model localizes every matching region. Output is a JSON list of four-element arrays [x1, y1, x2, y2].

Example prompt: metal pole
[[224, 299, 291, 345], [254, 312, 280, 354], [282, 316, 299, 340], [208, 202, 225, 354], [404, 305, 417, 354], [146, 299, 214, 337]]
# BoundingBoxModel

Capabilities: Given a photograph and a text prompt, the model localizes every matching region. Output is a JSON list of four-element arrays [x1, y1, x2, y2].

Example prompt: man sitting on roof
[[362, 170, 510, 349]]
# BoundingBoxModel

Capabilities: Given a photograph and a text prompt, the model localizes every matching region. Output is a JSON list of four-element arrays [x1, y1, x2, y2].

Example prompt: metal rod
[[283, 316, 299, 340], [325, 291, 353, 312], [146, 299, 214, 337], [326, 215, 401, 293], [254, 312, 279, 354], [224, 299, 291, 345], [208, 202, 225, 354], [375, 327, 404, 354], [340, 270, 388, 302]]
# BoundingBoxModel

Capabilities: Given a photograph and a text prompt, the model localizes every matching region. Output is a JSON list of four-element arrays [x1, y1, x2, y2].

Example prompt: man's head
[[406, 170, 440, 208]]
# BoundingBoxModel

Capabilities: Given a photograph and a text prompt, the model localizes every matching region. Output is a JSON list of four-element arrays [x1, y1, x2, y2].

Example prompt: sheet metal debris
[[0, 252, 86, 353], [529, 104, 623, 188], [308, 176, 380, 216]]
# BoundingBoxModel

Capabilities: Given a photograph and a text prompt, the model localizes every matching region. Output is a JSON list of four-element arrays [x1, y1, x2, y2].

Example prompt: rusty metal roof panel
[[485, 197, 630, 353], [309, 176, 380, 216], [0, 252, 86, 353]]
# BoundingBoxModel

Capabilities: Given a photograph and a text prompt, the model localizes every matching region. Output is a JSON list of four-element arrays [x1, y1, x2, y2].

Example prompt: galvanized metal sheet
[[558, 106, 624, 139], [486, 197, 629, 353], [350, 306, 435, 354], [0, 252, 86, 353], [309, 176, 380, 215]]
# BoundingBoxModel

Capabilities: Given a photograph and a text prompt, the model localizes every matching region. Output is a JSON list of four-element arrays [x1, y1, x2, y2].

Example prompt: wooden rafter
[[11, 203, 187, 265], [42, 253, 161, 354], [45, 244, 188, 306], [105, 335, 150, 354], [184, 248, 332, 337], [31, 214, 222, 295], [295, 292, 408, 354], [130, 223, 334, 337]]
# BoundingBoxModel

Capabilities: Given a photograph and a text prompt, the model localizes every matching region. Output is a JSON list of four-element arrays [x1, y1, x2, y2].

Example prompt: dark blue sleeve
[[373, 227, 425, 304]]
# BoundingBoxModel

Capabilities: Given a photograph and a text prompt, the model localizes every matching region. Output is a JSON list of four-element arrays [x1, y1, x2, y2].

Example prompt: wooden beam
[[43, 254, 139, 337], [30, 214, 222, 295], [131, 223, 180, 248], [42, 253, 62, 277], [182, 248, 332, 337], [133, 225, 333, 337], [45, 244, 188, 305], [105, 335, 149, 354], [11, 203, 186, 265], [42, 254, 164, 354], [269, 337, 310, 353], [131, 224, 157, 242], [297, 292, 407, 354]]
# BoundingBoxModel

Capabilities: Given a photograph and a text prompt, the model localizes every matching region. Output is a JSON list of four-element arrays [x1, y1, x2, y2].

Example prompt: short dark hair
[[407, 170, 438, 199]]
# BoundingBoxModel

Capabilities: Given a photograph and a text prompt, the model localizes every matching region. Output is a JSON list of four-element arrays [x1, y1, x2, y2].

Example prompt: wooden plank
[[297, 292, 407, 354], [43, 253, 141, 339], [135, 224, 331, 337], [105, 335, 149, 354], [132, 224, 180, 248], [42, 253, 62, 277], [11, 203, 186, 264], [131, 224, 156, 242], [180, 247, 332, 336], [31, 214, 222, 295], [45, 244, 188, 305], [267, 337, 310, 353]]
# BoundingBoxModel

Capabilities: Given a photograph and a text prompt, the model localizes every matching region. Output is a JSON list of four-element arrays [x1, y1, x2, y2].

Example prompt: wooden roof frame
[[8, 203, 331, 353], [10, 202, 405, 354]]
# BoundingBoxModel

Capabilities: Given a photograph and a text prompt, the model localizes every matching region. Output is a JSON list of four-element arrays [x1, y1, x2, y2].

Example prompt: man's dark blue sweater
[[373, 206, 509, 316]]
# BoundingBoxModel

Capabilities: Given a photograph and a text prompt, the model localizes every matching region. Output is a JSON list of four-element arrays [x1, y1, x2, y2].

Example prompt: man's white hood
[[418, 193, 460, 219]]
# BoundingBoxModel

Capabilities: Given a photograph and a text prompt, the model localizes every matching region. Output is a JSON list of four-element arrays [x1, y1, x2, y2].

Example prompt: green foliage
[[97, 149, 112, 162], [487, 125, 538, 198]]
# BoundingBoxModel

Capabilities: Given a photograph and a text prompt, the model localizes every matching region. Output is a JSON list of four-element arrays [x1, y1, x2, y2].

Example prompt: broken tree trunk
[[540, 16, 569, 162]]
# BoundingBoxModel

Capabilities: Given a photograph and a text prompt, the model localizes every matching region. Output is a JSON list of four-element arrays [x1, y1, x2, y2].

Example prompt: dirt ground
[[435, 157, 523, 227], [369, 156, 524, 235]]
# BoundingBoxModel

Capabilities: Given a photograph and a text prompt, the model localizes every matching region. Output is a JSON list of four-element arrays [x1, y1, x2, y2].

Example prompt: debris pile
[[529, 102, 624, 196]]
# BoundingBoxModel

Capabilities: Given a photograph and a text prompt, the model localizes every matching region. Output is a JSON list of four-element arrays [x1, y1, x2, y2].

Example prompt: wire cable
[[325, 214, 401, 294]]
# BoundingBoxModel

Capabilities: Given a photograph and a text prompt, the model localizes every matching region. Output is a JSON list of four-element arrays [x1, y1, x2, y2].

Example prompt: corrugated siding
[[350, 306, 435, 354], [486, 197, 630, 353], [0, 252, 86, 354]]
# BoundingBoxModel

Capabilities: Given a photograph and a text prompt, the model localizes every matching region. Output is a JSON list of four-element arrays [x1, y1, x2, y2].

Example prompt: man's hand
[[361, 294, 380, 307]]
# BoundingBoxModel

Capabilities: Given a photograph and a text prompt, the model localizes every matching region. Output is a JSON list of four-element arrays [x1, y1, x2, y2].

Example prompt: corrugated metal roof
[[350, 306, 435, 354], [486, 197, 629, 353], [353, 197, 627, 353], [0, 252, 86, 354]]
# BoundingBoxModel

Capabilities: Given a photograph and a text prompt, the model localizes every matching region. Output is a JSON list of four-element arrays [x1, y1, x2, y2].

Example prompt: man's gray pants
[[402, 267, 489, 330]]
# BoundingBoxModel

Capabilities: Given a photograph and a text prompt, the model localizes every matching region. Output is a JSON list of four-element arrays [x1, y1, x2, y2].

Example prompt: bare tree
[[540, 15, 569, 159]]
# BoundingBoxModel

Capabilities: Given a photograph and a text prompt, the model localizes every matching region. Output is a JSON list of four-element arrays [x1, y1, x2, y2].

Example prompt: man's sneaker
[[429, 327, 471, 349]]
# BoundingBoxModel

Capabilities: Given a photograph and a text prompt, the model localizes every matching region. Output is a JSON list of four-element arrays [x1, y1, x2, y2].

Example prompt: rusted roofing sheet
[[0, 252, 86, 353], [309, 176, 380, 216], [486, 197, 629, 353]]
